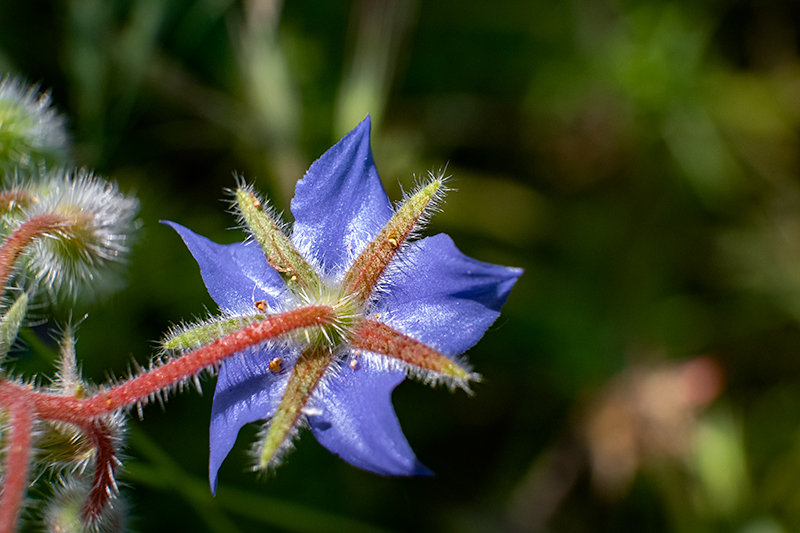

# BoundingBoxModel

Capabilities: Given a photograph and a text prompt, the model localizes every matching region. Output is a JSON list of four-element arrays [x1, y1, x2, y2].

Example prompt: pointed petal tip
[[307, 368, 433, 478], [356, 113, 371, 131], [507, 265, 525, 278], [339, 114, 372, 146], [376, 235, 522, 354], [208, 436, 224, 496], [209, 471, 219, 496], [366, 457, 434, 477], [411, 460, 434, 477], [161, 220, 195, 241], [290, 111, 392, 274], [499, 265, 524, 296]]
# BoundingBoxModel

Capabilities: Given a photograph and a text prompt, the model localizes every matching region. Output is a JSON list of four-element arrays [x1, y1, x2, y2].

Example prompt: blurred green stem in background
[[126, 427, 392, 533]]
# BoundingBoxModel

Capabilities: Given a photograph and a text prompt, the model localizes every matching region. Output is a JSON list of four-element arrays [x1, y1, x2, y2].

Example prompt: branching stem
[[0, 304, 335, 531]]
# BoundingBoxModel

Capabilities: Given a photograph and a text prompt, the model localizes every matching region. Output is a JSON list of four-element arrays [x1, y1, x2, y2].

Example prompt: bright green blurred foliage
[[3, 0, 800, 531]]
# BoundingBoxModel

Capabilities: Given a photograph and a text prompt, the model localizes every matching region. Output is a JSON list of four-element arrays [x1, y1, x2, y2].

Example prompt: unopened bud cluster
[[0, 76, 138, 303], [0, 77, 137, 532]]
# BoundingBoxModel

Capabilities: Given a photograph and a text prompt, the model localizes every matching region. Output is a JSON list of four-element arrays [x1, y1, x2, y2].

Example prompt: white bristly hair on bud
[[17, 169, 139, 301], [43, 477, 129, 533], [0, 76, 70, 170]]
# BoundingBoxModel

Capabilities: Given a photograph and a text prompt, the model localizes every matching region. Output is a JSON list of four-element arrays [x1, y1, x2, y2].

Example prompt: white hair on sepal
[[376, 312, 481, 394], [369, 234, 424, 307], [31, 169, 138, 257], [226, 176, 292, 240], [394, 168, 451, 240], [339, 226, 373, 281], [285, 281, 360, 347], [355, 169, 451, 308], [287, 228, 325, 278], [34, 409, 128, 478], [228, 178, 328, 284], [355, 349, 479, 395], [159, 310, 265, 354], [310, 345, 359, 397], [147, 316, 302, 415], [0, 174, 40, 229], [223, 178, 258, 238], [249, 415, 306, 475], [33, 328, 129, 479]]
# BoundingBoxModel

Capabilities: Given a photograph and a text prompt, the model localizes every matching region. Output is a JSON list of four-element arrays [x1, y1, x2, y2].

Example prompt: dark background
[[3, 0, 800, 531]]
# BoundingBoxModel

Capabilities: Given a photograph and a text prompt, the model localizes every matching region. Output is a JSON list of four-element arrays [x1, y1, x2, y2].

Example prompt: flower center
[[292, 280, 360, 350]]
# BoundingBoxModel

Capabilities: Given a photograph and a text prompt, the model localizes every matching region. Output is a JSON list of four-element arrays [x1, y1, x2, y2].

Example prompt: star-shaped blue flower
[[166, 117, 521, 492]]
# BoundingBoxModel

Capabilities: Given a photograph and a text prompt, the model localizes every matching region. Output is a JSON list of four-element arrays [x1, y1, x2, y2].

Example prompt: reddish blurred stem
[[0, 395, 34, 533]]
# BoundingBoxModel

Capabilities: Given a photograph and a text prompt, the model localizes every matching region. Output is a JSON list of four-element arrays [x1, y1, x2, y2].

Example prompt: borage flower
[[166, 116, 521, 491]]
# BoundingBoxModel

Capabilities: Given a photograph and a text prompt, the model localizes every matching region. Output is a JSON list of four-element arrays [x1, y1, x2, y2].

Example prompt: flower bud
[[0, 77, 69, 172], [13, 169, 139, 301], [43, 479, 127, 533]]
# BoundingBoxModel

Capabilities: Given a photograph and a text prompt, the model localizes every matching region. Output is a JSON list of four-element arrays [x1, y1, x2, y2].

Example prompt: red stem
[[0, 395, 34, 533], [0, 303, 334, 530], [0, 213, 71, 292], [80, 420, 117, 523], [7, 304, 334, 425]]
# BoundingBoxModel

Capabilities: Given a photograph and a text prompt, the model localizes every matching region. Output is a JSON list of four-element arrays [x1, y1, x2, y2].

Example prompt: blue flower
[[167, 116, 521, 492]]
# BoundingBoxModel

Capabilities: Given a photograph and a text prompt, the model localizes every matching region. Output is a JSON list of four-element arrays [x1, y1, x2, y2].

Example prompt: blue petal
[[377, 234, 522, 355], [208, 344, 294, 493], [290, 116, 393, 276], [164, 221, 286, 315], [307, 363, 431, 476]]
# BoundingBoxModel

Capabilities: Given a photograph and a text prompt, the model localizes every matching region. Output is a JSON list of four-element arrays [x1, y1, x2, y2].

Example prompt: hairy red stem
[[0, 395, 34, 533], [0, 305, 332, 530], [3, 304, 334, 425], [0, 213, 71, 293], [80, 420, 117, 523]]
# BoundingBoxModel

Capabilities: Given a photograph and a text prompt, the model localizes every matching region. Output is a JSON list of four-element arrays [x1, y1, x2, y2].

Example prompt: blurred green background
[[4, 0, 800, 531]]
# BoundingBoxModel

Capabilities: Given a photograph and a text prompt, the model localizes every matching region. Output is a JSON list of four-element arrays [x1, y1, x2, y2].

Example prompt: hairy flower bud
[[0, 77, 69, 172], [8, 169, 139, 301], [43, 479, 127, 533]]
